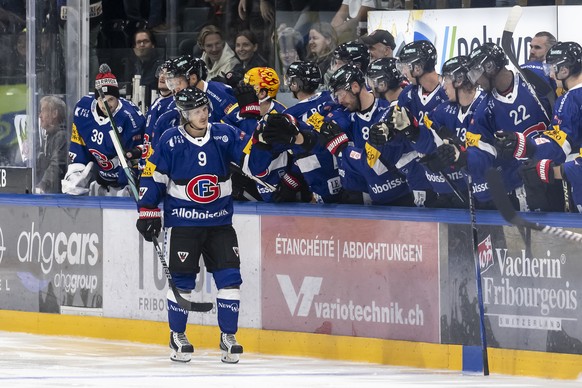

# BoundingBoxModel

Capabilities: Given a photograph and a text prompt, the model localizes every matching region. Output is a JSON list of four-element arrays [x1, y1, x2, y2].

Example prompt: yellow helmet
[[243, 67, 280, 99]]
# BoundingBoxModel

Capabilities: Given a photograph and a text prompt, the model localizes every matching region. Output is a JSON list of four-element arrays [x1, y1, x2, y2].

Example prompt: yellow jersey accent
[[70, 124, 85, 146], [465, 132, 481, 148], [365, 143, 381, 168], [307, 112, 325, 131], [544, 125, 567, 147], [142, 159, 156, 178]]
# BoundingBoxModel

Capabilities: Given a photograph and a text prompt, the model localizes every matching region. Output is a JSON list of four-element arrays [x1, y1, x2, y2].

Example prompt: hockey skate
[[169, 331, 194, 362], [219, 332, 243, 364]]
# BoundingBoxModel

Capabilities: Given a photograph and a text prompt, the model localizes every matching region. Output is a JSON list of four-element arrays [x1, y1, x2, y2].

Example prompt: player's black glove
[[519, 159, 556, 186], [272, 172, 308, 203], [318, 120, 349, 156], [391, 106, 419, 142], [262, 113, 300, 145], [251, 120, 272, 150], [419, 152, 447, 173], [368, 122, 392, 149], [136, 207, 162, 242], [436, 142, 467, 169], [494, 131, 534, 160], [234, 85, 260, 118]]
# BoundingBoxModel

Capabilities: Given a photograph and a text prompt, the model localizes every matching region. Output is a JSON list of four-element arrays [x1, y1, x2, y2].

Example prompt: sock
[[216, 288, 240, 334]]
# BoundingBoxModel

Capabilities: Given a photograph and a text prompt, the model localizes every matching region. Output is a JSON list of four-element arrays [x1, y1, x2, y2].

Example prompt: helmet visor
[[467, 65, 484, 85]]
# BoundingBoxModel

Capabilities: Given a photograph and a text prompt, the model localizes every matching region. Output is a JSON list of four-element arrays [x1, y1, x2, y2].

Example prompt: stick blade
[[183, 301, 214, 312], [504, 5, 522, 33]]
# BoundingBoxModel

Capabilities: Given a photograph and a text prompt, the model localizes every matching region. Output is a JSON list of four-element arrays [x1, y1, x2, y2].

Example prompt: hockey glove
[[136, 207, 162, 242], [494, 131, 534, 160], [318, 120, 349, 157], [251, 121, 272, 150], [519, 159, 556, 186], [262, 113, 300, 145], [419, 152, 447, 173], [234, 84, 260, 118], [436, 143, 467, 169], [391, 106, 419, 142], [368, 122, 393, 149], [272, 173, 306, 203]]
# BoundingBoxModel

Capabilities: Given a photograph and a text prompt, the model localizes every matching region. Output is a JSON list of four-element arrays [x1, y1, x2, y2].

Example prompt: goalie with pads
[[62, 64, 145, 196]]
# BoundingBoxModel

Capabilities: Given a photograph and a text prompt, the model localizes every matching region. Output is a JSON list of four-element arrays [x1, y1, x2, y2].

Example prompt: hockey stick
[[486, 168, 582, 242], [96, 78, 213, 313], [501, 5, 555, 119], [466, 172, 490, 376]]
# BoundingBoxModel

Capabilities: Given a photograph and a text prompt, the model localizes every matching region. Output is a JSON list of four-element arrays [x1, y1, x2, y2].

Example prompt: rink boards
[[0, 195, 582, 379]]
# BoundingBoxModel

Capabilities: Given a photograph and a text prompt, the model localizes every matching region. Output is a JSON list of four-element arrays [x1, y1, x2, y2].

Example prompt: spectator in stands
[[123, 29, 164, 90], [276, 26, 306, 83], [360, 29, 396, 61], [36, 95, 68, 194], [331, 0, 376, 43], [224, 30, 268, 87], [306, 22, 337, 86], [198, 24, 240, 81]]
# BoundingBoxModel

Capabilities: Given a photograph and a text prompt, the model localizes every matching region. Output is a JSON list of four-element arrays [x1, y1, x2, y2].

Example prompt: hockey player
[[330, 41, 371, 73], [153, 56, 236, 148], [451, 43, 551, 210], [245, 62, 341, 203], [220, 67, 286, 201], [222, 67, 286, 133], [366, 58, 406, 103], [316, 64, 414, 205], [500, 42, 582, 211], [62, 64, 145, 196], [415, 55, 487, 208], [369, 40, 447, 206], [136, 87, 247, 363], [141, 59, 176, 163], [395, 40, 448, 126]]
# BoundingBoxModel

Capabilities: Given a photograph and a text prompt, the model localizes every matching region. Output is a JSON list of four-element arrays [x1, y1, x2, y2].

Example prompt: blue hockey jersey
[[139, 123, 250, 227], [68, 95, 145, 186], [465, 69, 550, 202], [417, 91, 487, 195], [534, 86, 582, 164]]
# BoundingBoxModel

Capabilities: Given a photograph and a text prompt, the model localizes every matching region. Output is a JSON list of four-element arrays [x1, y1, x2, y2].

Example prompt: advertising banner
[[442, 223, 582, 354], [261, 216, 440, 342], [368, 7, 557, 70], [103, 210, 262, 329], [0, 206, 103, 313]]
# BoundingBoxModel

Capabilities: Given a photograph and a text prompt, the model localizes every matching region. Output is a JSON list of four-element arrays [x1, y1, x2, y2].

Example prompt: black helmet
[[467, 43, 507, 77], [546, 41, 582, 75], [329, 64, 366, 92], [333, 41, 371, 70], [155, 58, 175, 78], [168, 55, 208, 81], [398, 40, 437, 72], [366, 58, 404, 90], [285, 61, 322, 93], [441, 55, 472, 88], [175, 87, 209, 111]]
